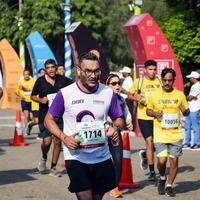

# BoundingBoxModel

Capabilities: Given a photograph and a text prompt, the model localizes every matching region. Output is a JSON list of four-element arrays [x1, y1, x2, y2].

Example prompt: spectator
[[183, 71, 200, 150]]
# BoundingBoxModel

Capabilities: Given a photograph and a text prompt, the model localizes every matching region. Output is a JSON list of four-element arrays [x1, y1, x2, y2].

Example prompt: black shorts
[[38, 122, 63, 139], [66, 159, 116, 194], [32, 111, 39, 118], [138, 119, 153, 139]]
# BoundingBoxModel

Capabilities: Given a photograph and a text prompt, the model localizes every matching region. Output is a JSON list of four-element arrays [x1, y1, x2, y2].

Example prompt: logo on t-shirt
[[93, 100, 104, 104], [72, 99, 84, 105]]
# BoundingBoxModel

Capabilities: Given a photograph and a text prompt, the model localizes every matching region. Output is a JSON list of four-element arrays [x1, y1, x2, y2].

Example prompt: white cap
[[186, 71, 200, 79], [119, 66, 131, 73]]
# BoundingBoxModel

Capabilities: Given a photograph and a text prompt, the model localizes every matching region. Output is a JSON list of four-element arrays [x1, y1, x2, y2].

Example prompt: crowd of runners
[[12, 50, 200, 199]]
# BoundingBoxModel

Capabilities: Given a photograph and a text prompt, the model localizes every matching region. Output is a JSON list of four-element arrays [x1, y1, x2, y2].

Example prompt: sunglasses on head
[[109, 81, 120, 86]]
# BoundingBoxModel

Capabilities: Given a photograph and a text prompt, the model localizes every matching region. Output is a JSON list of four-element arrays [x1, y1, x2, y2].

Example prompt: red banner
[[124, 13, 183, 91]]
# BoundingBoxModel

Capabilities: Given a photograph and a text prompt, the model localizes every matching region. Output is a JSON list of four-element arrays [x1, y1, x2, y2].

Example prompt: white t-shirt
[[49, 83, 123, 164], [121, 76, 133, 99], [188, 81, 200, 112]]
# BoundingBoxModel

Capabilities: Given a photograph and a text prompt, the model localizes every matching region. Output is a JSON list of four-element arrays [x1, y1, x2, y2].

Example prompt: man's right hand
[[134, 94, 143, 101], [40, 97, 48, 104], [154, 110, 163, 120], [63, 133, 80, 149]]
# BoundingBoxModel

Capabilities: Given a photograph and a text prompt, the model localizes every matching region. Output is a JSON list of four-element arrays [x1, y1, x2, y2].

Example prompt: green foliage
[[0, 1, 18, 44], [71, 0, 133, 70], [0, 0, 64, 46], [71, 0, 108, 41], [102, 0, 133, 70], [0, 0, 200, 70], [18, 0, 64, 41], [160, 14, 200, 64], [142, 0, 169, 21]]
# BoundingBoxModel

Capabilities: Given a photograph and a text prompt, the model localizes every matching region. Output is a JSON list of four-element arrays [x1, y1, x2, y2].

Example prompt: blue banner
[[25, 31, 57, 78]]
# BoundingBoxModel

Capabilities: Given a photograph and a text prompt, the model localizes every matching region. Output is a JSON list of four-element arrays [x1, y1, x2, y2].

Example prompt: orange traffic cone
[[118, 131, 140, 189], [9, 110, 29, 146]]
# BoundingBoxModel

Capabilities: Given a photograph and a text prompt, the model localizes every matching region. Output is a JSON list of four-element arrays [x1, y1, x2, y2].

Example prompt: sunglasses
[[109, 81, 120, 86], [162, 78, 173, 82]]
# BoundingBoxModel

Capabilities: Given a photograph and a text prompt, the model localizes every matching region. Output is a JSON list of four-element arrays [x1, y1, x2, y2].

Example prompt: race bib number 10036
[[76, 121, 106, 148]]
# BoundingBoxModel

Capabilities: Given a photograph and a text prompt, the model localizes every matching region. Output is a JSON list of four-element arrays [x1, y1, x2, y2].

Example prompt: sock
[[160, 176, 166, 180], [166, 184, 172, 187], [51, 162, 57, 169], [149, 164, 154, 172]]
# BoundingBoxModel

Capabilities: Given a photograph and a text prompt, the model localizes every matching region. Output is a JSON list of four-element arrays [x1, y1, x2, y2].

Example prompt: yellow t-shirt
[[31, 100, 39, 111], [147, 89, 189, 143], [16, 78, 35, 102], [130, 76, 161, 120]]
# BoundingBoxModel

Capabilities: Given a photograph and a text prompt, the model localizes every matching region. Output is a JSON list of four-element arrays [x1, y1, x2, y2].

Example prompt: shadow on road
[[0, 147, 6, 155], [178, 165, 195, 173], [121, 179, 157, 195], [175, 180, 200, 193], [0, 168, 38, 186]]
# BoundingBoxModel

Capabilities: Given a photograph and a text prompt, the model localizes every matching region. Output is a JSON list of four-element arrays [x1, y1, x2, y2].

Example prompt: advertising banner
[[124, 13, 184, 91], [25, 32, 57, 78]]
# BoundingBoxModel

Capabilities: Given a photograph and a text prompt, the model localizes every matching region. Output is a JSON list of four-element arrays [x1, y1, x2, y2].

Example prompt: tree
[[159, 1, 200, 65], [102, 0, 133, 70], [1, 0, 199, 71], [71, 0, 133, 70], [0, 1, 18, 45], [161, 14, 200, 64]]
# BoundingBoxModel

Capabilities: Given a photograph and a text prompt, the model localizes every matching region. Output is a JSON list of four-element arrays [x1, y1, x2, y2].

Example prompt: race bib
[[76, 121, 106, 148], [161, 113, 179, 130], [47, 93, 57, 107]]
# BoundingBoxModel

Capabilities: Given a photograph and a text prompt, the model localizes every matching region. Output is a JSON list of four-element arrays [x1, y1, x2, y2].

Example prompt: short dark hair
[[38, 68, 45, 74], [23, 69, 30, 74], [57, 65, 65, 69], [79, 52, 99, 65], [161, 68, 176, 79], [144, 60, 157, 68], [44, 59, 56, 67]]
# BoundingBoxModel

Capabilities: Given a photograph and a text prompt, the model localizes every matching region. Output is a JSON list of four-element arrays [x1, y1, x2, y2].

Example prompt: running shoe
[[182, 144, 191, 149], [36, 136, 42, 141], [139, 149, 148, 170], [109, 187, 123, 198], [165, 186, 176, 197], [190, 144, 200, 151], [49, 167, 62, 178], [148, 171, 156, 181], [25, 122, 33, 135], [157, 178, 166, 195], [37, 158, 47, 173]]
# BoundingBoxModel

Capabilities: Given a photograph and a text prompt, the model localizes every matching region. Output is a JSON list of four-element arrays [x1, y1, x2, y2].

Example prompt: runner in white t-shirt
[[183, 71, 200, 150], [45, 52, 125, 200]]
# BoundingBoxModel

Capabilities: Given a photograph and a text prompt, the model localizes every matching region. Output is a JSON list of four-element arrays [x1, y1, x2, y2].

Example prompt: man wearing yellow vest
[[130, 60, 161, 181], [16, 69, 35, 134], [147, 68, 189, 196]]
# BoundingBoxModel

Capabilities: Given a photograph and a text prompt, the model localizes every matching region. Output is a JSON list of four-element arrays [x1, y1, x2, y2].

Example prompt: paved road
[[0, 109, 200, 200]]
